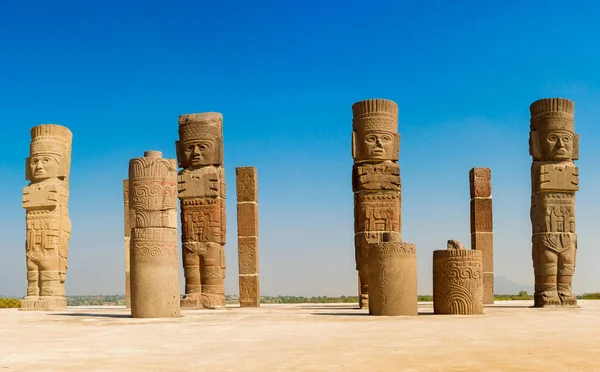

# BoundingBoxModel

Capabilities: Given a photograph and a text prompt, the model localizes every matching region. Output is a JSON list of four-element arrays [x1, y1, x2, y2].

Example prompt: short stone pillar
[[129, 150, 180, 318], [236, 166, 260, 307], [433, 241, 483, 315], [368, 234, 418, 316]]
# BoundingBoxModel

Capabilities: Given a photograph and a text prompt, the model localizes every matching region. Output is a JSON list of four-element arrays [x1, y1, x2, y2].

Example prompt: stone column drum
[[368, 234, 417, 316], [129, 151, 180, 318], [469, 168, 494, 304], [21, 124, 72, 311], [352, 98, 402, 309], [433, 241, 483, 315], [529, 98, 579, 307], [123, 179, 132, 309], [176, 113, 227, 309], [236, 166, 260, 307]]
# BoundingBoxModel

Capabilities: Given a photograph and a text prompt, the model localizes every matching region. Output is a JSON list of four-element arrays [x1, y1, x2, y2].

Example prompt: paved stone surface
[[1, 301, 600, 371]]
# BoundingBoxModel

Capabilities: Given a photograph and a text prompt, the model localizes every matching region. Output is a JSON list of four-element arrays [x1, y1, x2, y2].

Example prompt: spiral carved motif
[[433, 250, 483, 315]]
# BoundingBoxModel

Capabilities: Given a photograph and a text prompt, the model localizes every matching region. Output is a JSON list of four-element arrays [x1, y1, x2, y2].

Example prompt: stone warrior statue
[[21, 124, 72, 311], [529, 98, 579, 307], [352, 99, 401, 309], [176, 113, 226, 309]]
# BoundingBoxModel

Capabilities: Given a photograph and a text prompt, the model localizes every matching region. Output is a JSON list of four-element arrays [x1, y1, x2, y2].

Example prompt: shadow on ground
[[52, 313, 131, 319]]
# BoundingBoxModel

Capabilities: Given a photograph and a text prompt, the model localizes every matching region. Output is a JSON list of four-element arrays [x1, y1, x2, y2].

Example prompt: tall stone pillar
[[352, 98, 415, 311], [433, 240, 483, 315], [236, 166, 260, 307], [469, 168, 494, 304], [129, 150, 180, 318], [368, 233, 417, 316], [21, 124, 72, 311], [123, 179, 132, 309], [529, 98, 579, 307], [176, 113, 227, 309]]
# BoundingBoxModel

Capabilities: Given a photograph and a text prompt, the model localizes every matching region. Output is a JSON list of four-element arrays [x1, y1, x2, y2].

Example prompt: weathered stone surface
[[469, 167, 494, 304], [239, 275, 260, 307], [236, 167, 258, 203], [123, 179, 131, 309], [433, 247, 483, 315], [352, 98, 406, 310], [177, 113, 227, 310], [368, 241, 417, 316], [21, 124, 72, 311], [237, 203, 258, 237], [469, 168, 491, 198], [470, 198, 492, 233], [129, 151, 180, 318], [529, 98, 578, 307], [236, 166, 260, 307]]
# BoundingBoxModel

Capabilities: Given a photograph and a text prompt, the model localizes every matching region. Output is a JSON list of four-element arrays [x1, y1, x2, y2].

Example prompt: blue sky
[[1, 1, 600, 296]]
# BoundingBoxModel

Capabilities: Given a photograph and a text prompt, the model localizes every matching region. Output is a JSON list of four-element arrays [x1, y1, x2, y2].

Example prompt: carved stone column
[[433, 241, 483, 315], [368, 234, 417, 316], [529, 98, 579, 307], [21, 124, 72, 311], [176, 113, 227, 309], [469, 168, 494, 304], [236, 166, 260, 307], [352, 98, 402, 309], [123, 179, 132, 309], [129, 151, 180, 318]]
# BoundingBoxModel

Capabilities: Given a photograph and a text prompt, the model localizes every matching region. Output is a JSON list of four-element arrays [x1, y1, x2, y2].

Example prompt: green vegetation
[[0, 298, 21, 308], [578, 293, 600, 300], [66, 295, 126, 306], [494, 290, 534, 301]]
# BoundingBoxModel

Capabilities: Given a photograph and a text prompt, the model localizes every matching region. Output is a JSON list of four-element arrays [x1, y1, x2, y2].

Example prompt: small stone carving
[[529, 98, 579, 307], [129, 151, 180, 318], [469, 168, 494, 304], [352, 98, 403, 309], [368, 233, 417, 316], [433, 240, 483, 315], [236, 167, 260, 307], [21, 124, 72, 311], [176, 113, 227, 309]]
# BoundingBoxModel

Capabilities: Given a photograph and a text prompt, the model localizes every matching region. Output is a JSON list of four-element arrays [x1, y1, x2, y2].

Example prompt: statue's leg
[[39, 271, 64, 297], [182, 243, 201, 298], [355, 235, 369, 309], [533, 245, 560, 307], [200, 243, 226, 309], [558, 247, 577, 306], [26, 257, 40, 297]]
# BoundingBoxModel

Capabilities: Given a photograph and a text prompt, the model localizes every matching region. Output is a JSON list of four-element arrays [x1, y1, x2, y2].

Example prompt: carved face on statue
[[183, 140, 216, 167], [29, 154, 60, 181], [360, 131, 396, 160], [541, 130, 574, 160]]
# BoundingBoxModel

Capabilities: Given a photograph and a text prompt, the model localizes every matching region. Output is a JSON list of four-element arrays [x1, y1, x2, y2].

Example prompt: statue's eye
[[42, 158, 50, 163], [366, 136, 376, 142], [548, 134, 557, 141], [563, 136, 571, 142], [31, 158, 38, 164], [380, 135, 391, 142], [185, 146, 194, 152]]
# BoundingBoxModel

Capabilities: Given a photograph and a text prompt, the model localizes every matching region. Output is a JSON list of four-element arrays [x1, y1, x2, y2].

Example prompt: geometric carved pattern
[[128, 151, 180, 318], [433, 248, 483, 315]]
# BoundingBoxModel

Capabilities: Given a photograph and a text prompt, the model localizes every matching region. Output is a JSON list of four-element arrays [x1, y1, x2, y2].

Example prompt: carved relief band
[[433, 245, 483, 315], [129, 151, 180, 318], [176, 112, 227, 309], [529, 98, 579, 307], [21, 124, 72, 311], [469, 168, 494, 304], [236, 166, 260, 307]]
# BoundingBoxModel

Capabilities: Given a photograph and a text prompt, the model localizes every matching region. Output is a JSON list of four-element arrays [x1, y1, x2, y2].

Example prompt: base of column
[[181, 294, 225, 310], [19, 296, 67, 311]]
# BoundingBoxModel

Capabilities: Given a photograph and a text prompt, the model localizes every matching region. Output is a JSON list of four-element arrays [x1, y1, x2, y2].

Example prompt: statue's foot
[[181, 293, 225, 310], [534, 291, 561, 307], [359, 294, 369, 309], [559, 292, 578, 306]]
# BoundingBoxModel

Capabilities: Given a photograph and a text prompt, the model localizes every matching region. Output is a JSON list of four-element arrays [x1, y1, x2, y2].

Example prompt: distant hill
[[494, 275, 533, 294]]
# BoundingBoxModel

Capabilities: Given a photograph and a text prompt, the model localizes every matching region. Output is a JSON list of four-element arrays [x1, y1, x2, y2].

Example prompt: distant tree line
[[1, 292, 599, 308]]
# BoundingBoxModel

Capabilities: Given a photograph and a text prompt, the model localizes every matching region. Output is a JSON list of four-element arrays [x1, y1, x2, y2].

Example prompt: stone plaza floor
[[1, 300, 599, 371]]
